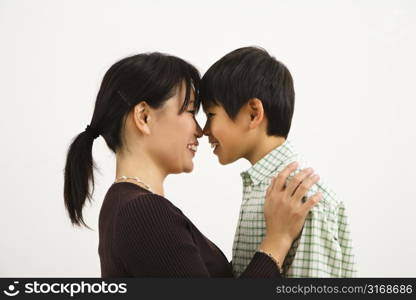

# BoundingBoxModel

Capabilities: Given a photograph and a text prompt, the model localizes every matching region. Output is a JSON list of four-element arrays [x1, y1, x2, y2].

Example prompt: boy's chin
[[217, 154, 236, 165]]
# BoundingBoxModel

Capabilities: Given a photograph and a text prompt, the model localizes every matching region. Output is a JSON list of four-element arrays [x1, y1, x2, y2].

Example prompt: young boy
[[200, 47, 356, 277]]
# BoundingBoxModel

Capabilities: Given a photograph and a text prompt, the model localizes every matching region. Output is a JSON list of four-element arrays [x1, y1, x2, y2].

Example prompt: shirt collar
[[240, 140, 297, 186]]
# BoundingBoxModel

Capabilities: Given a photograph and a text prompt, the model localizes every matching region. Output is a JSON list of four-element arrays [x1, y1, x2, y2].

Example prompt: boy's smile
[[202, 104, 249, 165], [202, 99, 287, 166]]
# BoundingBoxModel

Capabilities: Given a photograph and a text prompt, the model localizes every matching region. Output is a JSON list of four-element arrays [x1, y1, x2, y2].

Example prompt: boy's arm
[[337, 202, 357, 277], [284, 201, 356, 277]]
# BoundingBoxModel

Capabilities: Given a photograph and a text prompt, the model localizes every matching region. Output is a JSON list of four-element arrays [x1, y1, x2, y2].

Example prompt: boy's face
[[202, 104, 248, 165]]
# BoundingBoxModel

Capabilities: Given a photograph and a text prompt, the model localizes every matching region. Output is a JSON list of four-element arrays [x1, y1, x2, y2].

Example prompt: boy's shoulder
[[268, 150, 344, 215], [246, 140, 346, 212]]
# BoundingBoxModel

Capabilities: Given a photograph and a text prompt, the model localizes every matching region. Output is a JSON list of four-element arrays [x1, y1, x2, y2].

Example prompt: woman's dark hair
[[200, 46, 295, 138], [64, 52, 200, 227]]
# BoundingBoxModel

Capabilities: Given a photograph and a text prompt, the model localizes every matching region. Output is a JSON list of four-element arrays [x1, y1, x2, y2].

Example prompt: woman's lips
[[187, 143, 198, 156]]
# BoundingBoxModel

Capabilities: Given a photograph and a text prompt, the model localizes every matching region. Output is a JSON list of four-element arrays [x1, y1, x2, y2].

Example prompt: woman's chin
[[179, 160, 194, 173], [183, 163, 194, 173]]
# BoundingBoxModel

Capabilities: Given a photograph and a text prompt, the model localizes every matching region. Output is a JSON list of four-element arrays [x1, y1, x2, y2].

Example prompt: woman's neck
[[115, 150, 166, 196]]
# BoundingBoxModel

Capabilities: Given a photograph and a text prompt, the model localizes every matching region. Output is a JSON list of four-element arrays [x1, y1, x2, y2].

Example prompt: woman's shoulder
[[108, 183, 192, 248], [109, 182, 184, 222]]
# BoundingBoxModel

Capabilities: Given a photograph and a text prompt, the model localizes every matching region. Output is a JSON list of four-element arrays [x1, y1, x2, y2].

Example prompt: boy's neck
[[245, 135, 286, 165]]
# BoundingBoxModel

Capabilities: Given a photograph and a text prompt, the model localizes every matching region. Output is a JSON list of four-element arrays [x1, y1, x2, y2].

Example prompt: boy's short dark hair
[[200, 46, 295, 138]]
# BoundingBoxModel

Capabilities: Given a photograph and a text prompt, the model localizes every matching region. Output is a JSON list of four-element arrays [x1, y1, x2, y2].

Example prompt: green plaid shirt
[[232, 140, 356, 277]]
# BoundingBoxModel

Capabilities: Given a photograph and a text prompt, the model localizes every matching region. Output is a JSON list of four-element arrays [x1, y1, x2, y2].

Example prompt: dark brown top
[[98, 182, 281, 278]]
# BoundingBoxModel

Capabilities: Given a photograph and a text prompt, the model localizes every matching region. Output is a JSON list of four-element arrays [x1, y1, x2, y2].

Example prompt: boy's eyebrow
[[202, 104, 212, 112]]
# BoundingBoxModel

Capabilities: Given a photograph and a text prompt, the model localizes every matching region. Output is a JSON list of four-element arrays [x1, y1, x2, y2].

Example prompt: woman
[[64, 52, 321, 277]]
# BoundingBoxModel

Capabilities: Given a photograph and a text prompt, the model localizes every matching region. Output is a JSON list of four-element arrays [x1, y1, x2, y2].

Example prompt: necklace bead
[[114, 175, 152, 192]]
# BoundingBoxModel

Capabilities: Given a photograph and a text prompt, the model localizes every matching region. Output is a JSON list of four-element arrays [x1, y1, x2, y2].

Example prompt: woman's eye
[[187, 110, 196, 115], [206, 112, 215, 118]]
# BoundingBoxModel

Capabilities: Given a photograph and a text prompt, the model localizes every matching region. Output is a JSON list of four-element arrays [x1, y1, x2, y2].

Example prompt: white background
[[1, 0, 415, 277]]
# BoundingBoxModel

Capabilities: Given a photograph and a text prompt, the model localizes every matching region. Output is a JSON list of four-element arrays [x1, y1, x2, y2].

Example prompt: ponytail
[[63, 52, 201, 228], [64, 125, 99, 227]]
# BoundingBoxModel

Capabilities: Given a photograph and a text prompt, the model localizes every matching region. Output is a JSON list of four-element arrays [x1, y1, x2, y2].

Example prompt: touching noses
[[195, 120, 203, 138], [202, 122, 210, 136]]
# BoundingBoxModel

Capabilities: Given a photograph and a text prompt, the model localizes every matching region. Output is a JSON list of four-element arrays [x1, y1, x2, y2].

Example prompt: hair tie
[[84, 124, 100, 140]]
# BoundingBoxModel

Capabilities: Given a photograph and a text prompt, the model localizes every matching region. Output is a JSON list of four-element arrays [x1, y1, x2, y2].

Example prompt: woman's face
[[148, 83, 202, 175]]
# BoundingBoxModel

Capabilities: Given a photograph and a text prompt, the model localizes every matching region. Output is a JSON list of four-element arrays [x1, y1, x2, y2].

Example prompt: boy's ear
[[247, 98, 264, 129], [132, 101, 152, 135]]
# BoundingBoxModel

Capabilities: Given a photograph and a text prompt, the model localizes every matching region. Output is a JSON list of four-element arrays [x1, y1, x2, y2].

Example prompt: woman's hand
[[259, 161, 322, 268]]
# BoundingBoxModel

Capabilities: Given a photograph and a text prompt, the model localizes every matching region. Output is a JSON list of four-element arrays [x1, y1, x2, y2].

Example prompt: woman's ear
[[247, 98, 264, 129], [133, 101, 152, 135]]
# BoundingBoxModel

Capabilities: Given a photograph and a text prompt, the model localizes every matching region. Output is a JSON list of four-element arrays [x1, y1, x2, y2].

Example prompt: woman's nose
[[195, 121, 203, 138]]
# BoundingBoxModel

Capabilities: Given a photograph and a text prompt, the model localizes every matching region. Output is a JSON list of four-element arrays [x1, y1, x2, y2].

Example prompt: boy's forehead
[[202, 102, 221, 112]]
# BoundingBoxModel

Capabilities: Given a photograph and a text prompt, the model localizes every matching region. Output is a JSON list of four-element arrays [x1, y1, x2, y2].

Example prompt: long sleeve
[[337, 202, 357, 277], [285, 201, 356, 277], [112, 194, 281, 278], [231, 142, 357, 278], [239, 252, 282, 277]]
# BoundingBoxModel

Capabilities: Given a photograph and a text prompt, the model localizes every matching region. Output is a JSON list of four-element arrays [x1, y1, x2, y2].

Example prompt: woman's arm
[[115, 195, 281, 277], [114, 163, 320, 277]]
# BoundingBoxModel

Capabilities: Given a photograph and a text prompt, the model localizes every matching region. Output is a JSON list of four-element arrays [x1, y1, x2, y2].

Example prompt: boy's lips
[[210, 142, 220, 154], [209, 139, 219, 149], [210, 142, 219, 149]]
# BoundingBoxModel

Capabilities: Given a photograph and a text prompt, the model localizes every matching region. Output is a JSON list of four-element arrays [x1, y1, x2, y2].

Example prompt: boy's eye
[[187, 110, 196, 116], [206, 112, 215, 118]]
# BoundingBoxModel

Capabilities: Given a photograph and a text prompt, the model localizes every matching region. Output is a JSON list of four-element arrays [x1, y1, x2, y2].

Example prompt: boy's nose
[[202, 122, 210, 136]]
